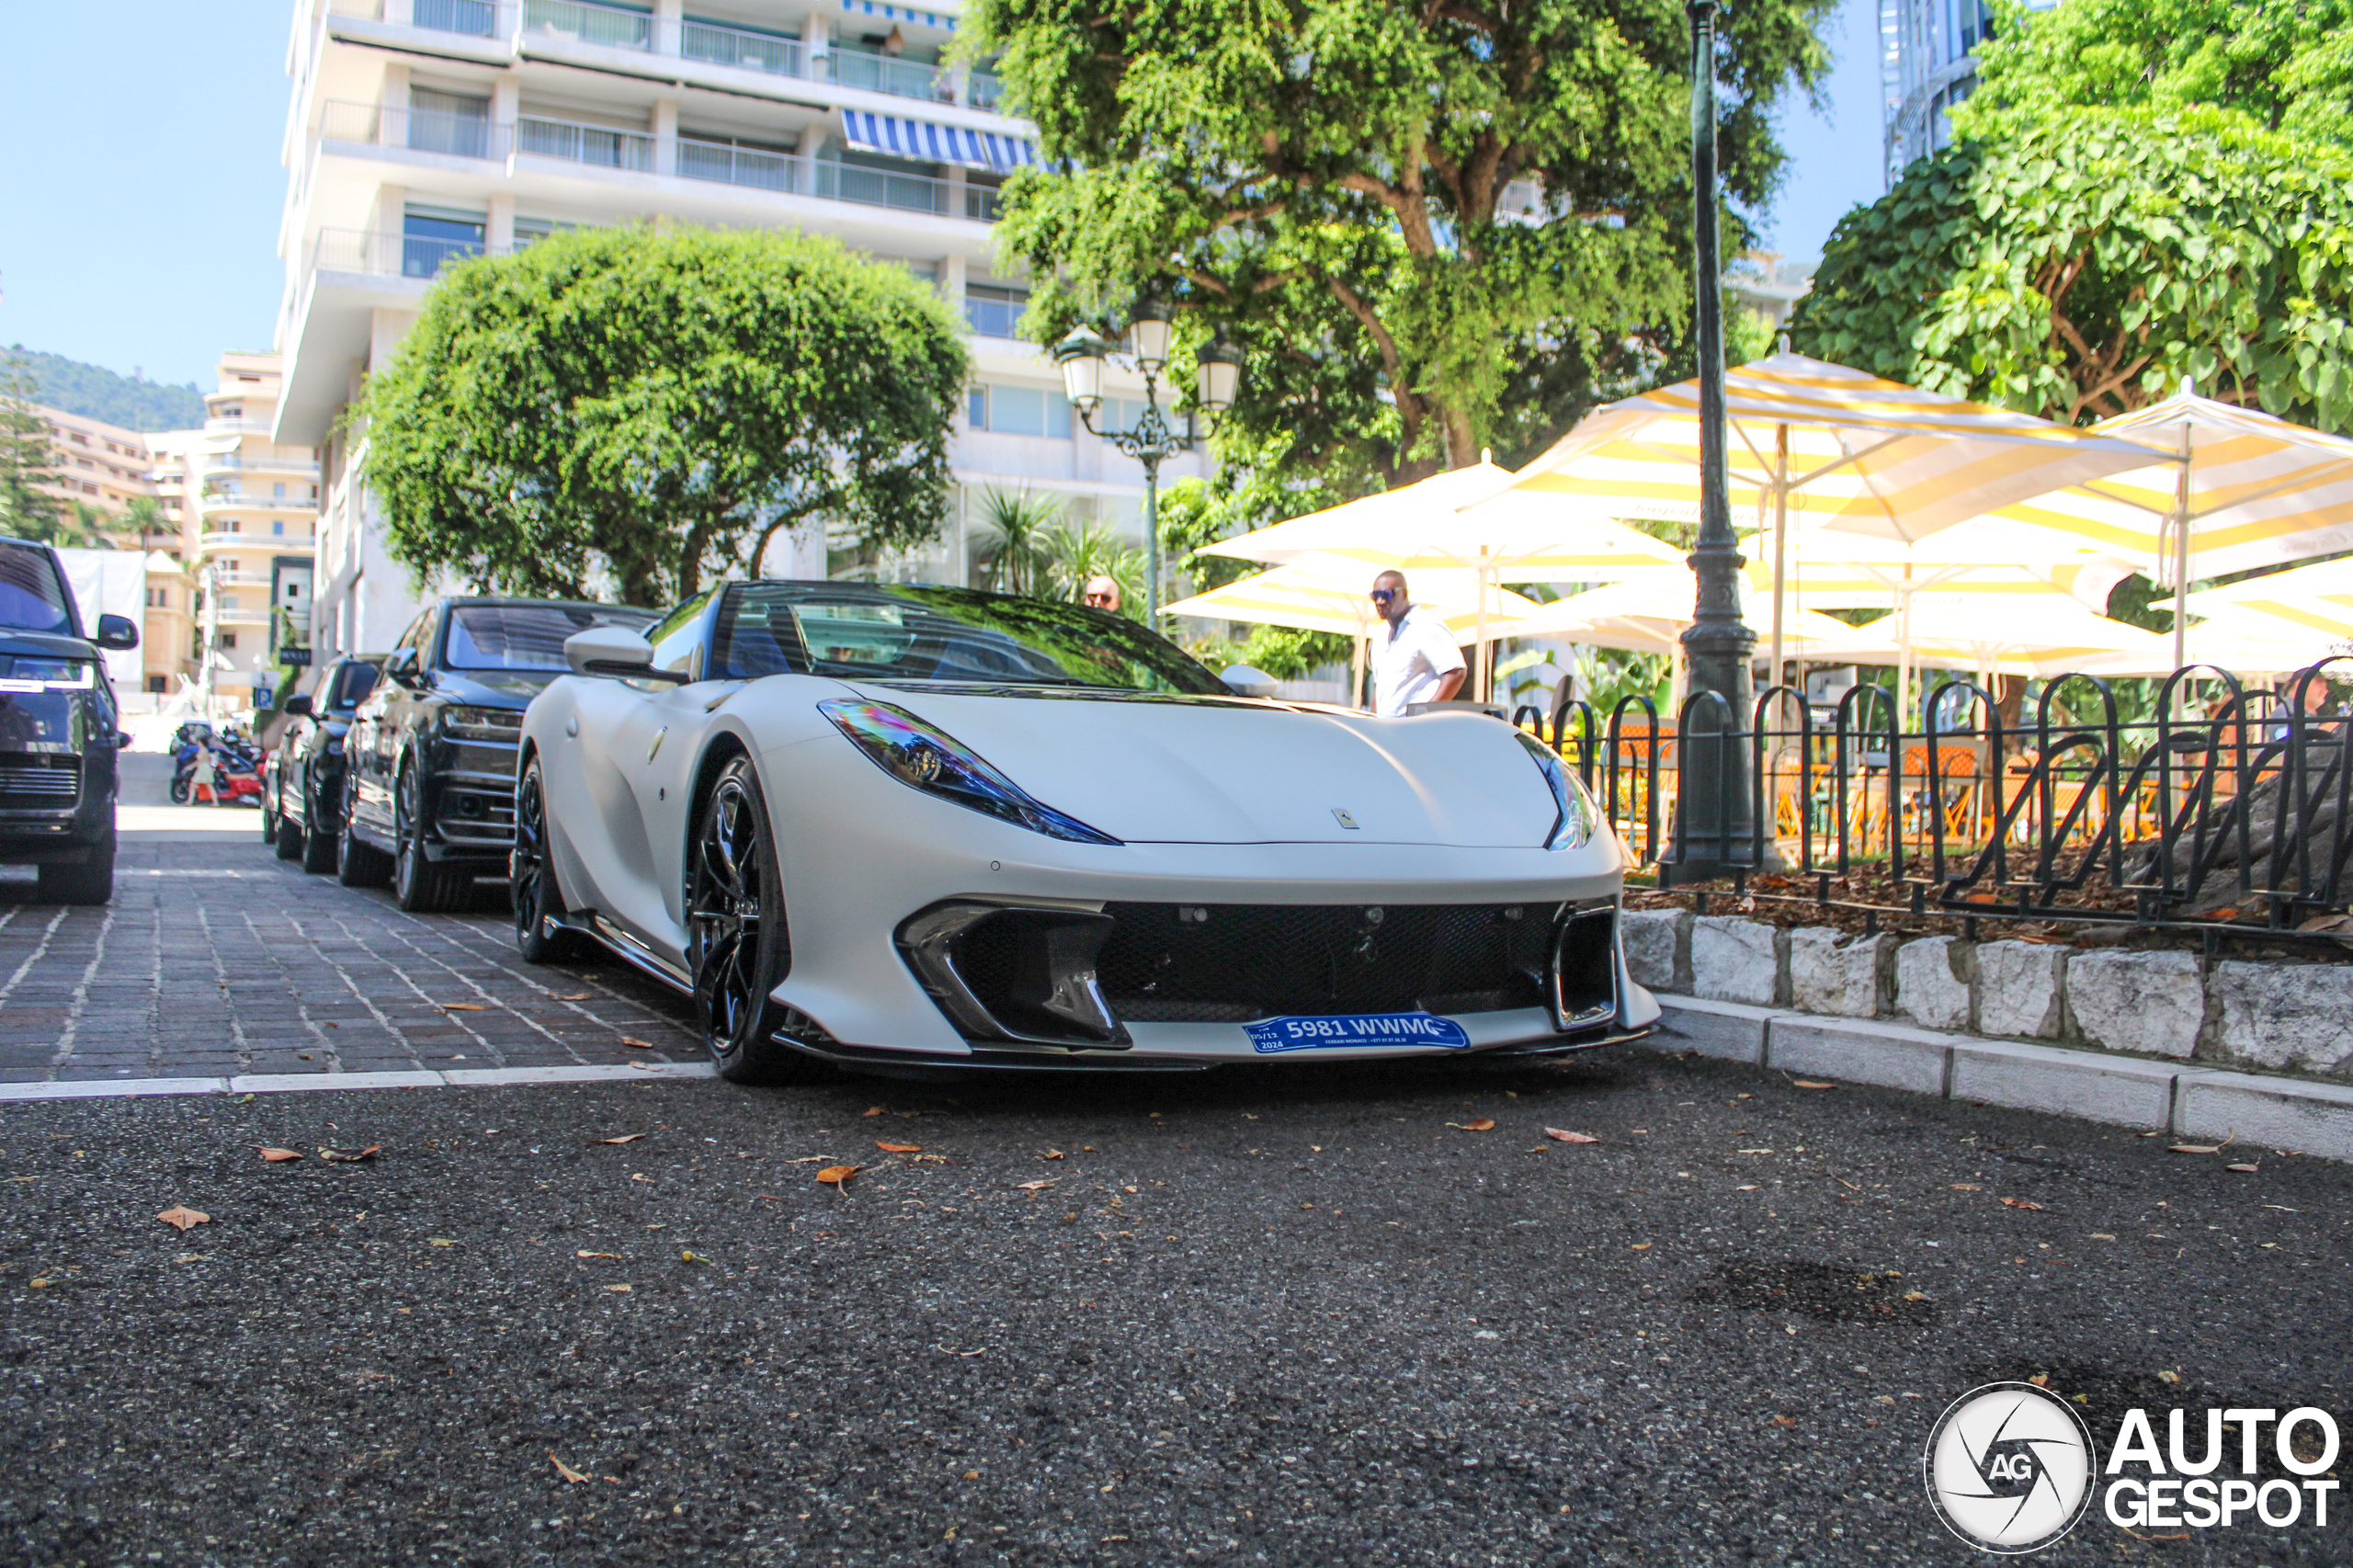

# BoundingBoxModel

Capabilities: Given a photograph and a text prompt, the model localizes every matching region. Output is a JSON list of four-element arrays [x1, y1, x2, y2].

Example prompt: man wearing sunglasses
[[1368, 570, 1465, 716], [1081, 575, 1121, 613]]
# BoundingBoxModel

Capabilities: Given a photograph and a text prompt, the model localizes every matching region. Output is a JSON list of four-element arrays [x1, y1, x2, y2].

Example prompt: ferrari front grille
[[1095, 902, 1567, 1024]]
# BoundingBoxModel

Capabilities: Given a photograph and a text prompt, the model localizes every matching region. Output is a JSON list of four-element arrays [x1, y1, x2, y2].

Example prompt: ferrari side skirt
[[541, 911, 694, 994]]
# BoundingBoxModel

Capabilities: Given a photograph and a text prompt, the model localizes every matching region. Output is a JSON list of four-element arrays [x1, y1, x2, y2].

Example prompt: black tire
[[300, 783, 337, 874], [688, 757, 820, 1085], [37, 832, 114, 906], [168, 773, 191, 805], [336, 773, 391, 889], [511, 756, 588, 962], [259, 797, 278, 846], [272, 798, 303, 860], [392, 761, 471, 914]]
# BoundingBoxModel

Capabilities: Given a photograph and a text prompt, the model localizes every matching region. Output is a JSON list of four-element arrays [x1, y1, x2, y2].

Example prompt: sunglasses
[[1368, 588, 1397, 603], [1083, 591, 1117, 605]]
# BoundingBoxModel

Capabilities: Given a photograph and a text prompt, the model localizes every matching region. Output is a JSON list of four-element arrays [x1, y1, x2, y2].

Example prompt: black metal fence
[[1515, 660, 2353, 933]]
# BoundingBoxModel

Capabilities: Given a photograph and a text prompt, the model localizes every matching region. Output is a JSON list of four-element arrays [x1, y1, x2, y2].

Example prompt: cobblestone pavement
[[0, 820, 698, 1085]]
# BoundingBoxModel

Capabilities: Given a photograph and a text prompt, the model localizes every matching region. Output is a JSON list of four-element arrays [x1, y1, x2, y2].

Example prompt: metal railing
[[1518, 661, 2353, 933], [520, 0, 650, 50], [309, 227, 501, 280], [318, 100, 509, 160], [200, 532, 316, 551], [671, 145, 1000, 221], [825, 50, 956, 104], [411, 0, 499, 35], [517, 115, 655, 171], [966, 70, 1008, 111], [681, 17, 802, 77]]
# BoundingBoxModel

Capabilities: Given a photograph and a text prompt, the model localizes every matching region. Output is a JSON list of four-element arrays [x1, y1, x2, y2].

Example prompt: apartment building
[[147, 353, 321, 708], [34, 408, 161, 534], [1880, 0, 2054, 185], [273, 0, 1204, 661]]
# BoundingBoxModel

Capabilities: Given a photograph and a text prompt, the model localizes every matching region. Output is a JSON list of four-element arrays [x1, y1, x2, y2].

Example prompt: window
[[513, 215, 577, 248], [964, 284, 1028, 338], [402, 204, 487, 279], [220, 632, 238, 650], [408, 87, 493, 157], [967, 383, 1071, 438], [443, 603, 659, 672], [273, 521, 286, 536], [146, 675, 168, 695]]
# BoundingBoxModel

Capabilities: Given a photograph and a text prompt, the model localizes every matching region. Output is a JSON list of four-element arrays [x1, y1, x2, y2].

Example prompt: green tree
[[0, 359, 61, 544], [970, 488, 1063, 596], [975, 0, 1838, 510], [1960, 0, 2353, 146], [119, 494, 170, 553], [1790, 111, 2353, 430], [1154, 477, 1251, 597], [1039, 514, 1146, 614], [358, 225, 969, 607]]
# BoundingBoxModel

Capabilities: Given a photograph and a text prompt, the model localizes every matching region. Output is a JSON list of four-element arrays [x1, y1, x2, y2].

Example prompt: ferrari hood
[[844, 682, 1564, 848]]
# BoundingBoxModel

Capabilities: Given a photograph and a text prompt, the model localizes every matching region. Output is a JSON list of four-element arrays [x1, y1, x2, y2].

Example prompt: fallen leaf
[[155, 1206, 210, 1231], [1544, 1128, 1599, 1143], [427, 1238, 455, 1247], [815, 1165, 858, 1186], [555, 993, 591, 1001], [1790, 1080, 1836, 1090], [1738, 1148, 1776, 1154], [2225, 1163, 2260, 1173], [1449, 1118, 1496, 1132], [2028, 1373, 2050, 1388], [597, 1133, 646, 1145], [620, 1037, 655, 1050], [2000, 1198, 2047, 1211], [629, 1173, 651, 1183], [319, 1145, 379, 1163], [2091, 1233, 2117, 1241], [1040, 1150, 1065, 1160], [1903, 1290, 1928, 1302], [2156, 1369, 2180, 1384], [439, 1003, 486, 1012], [577, 1251, 620, 1260], [875, 1142, 922, 1153], [605, 1283, 631, 1293], [1630, 1242, 1652, 1251], [2169, 1144, 2222, 1155], [1771, 1415, 1798, 1427], [1949, 1183, 1982, 1190], [256, 1146, 302, 1163], [680, 1250, 708, 1264], [861, 1107, 886, 1118], [1016, 1179, 1057, 1191], [550, 1452, 589, 1483]]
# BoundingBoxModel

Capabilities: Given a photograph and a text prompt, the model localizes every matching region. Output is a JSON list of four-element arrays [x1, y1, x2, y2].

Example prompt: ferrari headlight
[[820, 699, 1121, 846], [1515, 732, 1595, 851], [444, 705, 524, 742]]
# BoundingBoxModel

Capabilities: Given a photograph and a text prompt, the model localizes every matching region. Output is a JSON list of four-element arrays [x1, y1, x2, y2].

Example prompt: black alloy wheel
[[687, 757, 818, 1085], [511, 757, 585, 962], [300, 778, 337, 873], [392, 761, 469, 914], [335, 771, 390, 888]]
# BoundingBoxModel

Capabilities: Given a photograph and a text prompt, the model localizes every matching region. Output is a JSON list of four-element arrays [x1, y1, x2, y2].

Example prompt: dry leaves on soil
[[550, 1452, 589, 1484], [875, 1142, 922, 1153], [1449, 1119, 1496, 1132], [1790, 1080, 1836, 1090], [2226, 1163, 2261, 1173], [319, 1145, 379, 1163], [555, 992, 592, 1001], [1016, 1180, 1056, 1192], [815, 1165, 858, 1187], [256, 1146, 302, 1163], [2000, 1199, 2047, 1211], [1543, 1128, 1598, 1144], [861, 1107, 886, 1118], [620, 1037, 655, 1051], [577, 1251, 620, 1260], [597, 1134, 645, 1145], [156, 1206, 210, 1231], [439, 1004, 486, 1012]]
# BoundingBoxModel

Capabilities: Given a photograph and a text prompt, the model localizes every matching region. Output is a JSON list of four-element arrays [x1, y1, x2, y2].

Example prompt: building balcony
[[318, 99, 514, 163], [203, 418, 273, 437], [676, 142, 1003, 222], [199, 452, 322, 479], [199, 531, 315, 554]]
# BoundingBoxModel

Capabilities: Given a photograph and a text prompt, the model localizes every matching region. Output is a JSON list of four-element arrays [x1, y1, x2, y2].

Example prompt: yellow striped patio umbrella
[[1878, 387, 2353, 668], [1496, 353, 2160, 684], [2178, 556, 2353, 645]]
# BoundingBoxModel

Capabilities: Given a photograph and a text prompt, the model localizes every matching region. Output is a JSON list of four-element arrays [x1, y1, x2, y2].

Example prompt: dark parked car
[[0, 536, 137, 904], [260, 653, 382, 873], [339, 597, 658, 912]]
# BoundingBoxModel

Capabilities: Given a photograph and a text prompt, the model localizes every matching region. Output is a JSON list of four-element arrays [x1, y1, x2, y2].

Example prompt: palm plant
[[971, 488, 1062, 597], [1040, 515, 1145, 617]]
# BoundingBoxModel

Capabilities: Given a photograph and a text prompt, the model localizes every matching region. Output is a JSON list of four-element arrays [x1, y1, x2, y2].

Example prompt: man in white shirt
[[1369, 571, 1466, 716]]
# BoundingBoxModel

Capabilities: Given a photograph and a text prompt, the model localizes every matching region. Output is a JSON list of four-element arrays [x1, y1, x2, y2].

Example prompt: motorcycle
[[172, 726, 266, 806]]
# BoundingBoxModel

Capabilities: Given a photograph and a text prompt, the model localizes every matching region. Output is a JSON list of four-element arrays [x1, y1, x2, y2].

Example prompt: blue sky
[[0, 0, 1887, 390]]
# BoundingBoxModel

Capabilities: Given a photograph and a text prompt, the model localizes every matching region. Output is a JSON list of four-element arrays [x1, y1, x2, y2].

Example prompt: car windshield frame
[[711, 584, 1231, 696], [0, 541, 78, 639], [326, 661, 380, 710], [440, 602, 660, 674]]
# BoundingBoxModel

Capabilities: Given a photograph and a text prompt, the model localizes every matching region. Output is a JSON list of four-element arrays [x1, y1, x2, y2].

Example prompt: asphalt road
[[0, 785, 2345, 1564]]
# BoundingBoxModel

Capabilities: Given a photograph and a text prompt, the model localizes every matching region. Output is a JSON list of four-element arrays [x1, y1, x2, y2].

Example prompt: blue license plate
[[1245, 1012, 1472, 1054]]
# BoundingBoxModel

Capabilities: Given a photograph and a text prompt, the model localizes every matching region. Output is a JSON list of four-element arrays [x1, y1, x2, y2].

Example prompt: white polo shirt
[[1371, 603, 1467, 716]]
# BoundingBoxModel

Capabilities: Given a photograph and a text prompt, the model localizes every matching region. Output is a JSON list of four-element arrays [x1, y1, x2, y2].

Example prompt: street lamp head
[[1195, 332, 1243, 422], [1124, 292, 1175, 376], [1051, 326, 1114, 417]]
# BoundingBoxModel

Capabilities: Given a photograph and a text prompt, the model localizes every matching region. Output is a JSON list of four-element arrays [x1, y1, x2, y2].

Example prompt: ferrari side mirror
[[565, 625, 688, 684]]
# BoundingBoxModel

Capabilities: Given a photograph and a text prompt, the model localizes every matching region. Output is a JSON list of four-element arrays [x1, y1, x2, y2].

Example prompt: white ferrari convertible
[[512, 581, 1657, 1082]]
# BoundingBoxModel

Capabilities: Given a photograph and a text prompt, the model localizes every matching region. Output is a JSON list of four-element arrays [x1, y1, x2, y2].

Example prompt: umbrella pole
[[2170, 421, 2193, 675], [1352, 603, 1369, 711], [1474, 555, 1491, 705], [1770, 423, 1789, 711]]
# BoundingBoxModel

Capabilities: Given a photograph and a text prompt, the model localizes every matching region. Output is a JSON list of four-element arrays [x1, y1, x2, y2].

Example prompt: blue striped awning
[[841, 111, 1036, 173], [840, 0, 955, 30]]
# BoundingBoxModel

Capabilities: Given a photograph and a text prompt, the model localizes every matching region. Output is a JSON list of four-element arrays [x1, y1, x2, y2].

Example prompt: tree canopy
[[975, 0, 1837, 526], [0, 360, 61, 545], [359, 225, 969, 607]]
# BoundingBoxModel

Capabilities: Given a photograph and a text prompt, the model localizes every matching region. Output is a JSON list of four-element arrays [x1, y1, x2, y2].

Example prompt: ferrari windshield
[[0, 542, 75, 637], [444, 603, 659, 672], [714, 584, 1229, 694]]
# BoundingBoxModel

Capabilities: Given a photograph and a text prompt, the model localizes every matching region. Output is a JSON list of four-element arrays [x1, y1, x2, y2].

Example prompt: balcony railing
[[681, 17, 802, 77], [966, 71, 1009, 112], [319, 100, 509, 161], [203, 418, 272, 437], [517, 115, 655, 172], [412, 0, 499, 35], [826, 51, 955, 104], [204, 454, 322, 478], [201, 532, 316, 552], [521, 0, 651, 50], [672, 142, 1002, 222], [309, 227, 503, 281]]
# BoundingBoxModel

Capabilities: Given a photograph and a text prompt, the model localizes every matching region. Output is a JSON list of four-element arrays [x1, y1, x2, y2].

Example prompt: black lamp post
[[1052, 296, 1243, 627], [1672, 0, 1757, 881]]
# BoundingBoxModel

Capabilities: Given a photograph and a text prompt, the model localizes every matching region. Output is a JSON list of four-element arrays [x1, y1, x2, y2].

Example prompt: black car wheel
[[336, 771, 391, 889], [688, 758, 819, 1085], [259, 793, 278, 846], [511, 756, 586, 962], [393, 761, 471, 914], [271, 781, 303, 861], [300, 778, 337, 874], [37, 829, 114, 907]]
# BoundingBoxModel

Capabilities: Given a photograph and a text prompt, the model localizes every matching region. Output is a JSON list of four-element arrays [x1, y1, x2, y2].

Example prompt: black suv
[[0, 537, 137, 903], [339, 597, 657, 912], [261, 653, 381, 873]]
